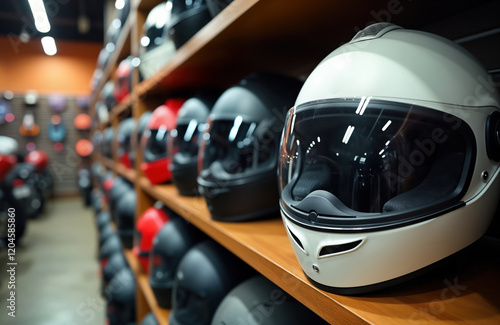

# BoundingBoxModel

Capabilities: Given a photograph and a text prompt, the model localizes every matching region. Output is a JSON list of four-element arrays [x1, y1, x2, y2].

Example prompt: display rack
[[91, 0, 500, 323]]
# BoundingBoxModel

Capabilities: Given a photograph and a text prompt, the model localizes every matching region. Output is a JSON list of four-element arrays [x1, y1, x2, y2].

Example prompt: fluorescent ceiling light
[[41, 36, 57, 56], [28, 0, 51, 33]]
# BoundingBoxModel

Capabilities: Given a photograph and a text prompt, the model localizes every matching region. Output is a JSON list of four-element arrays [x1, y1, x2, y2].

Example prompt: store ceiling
[[0, 0, 104, 43]]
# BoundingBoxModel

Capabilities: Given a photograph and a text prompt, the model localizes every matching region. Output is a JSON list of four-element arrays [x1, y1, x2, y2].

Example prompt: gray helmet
[[169, 240, 253, 325], [149, 218, 204, 308], [116, 189, 137, 249], [105, 268, 136, 325], [212, 276, 326, 325], [103, 252, 129, 296], [141, 312, 159, 325]]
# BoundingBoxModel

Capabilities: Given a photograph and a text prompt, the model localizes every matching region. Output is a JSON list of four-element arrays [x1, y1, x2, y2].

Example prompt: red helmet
[[141, 99, 185, 184], [74, 113, 92, 130], [132, 203, 170, 272], [0, 154, 17, 182], [75, 139, 94, 157], [114, 57, 134, 104], [25, 150, 49, 172]]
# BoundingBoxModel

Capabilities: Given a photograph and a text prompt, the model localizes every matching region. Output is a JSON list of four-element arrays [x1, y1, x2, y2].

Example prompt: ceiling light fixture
[[41, 36, 57, 56], [28, 0, 51, 33]]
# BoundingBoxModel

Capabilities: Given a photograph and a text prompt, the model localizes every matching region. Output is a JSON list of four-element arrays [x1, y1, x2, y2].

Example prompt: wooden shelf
[[124, 250, 171, 325], [97, 154, 137, 183], [135, 177, 500, 325]]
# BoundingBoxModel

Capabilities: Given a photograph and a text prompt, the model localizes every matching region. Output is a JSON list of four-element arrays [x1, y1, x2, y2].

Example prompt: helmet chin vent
[[287, 227, 304, 251], [319, 240, 362, 257]]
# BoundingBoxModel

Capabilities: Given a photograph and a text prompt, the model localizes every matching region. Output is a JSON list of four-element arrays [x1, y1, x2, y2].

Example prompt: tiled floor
[[0, 197, 105, 325]]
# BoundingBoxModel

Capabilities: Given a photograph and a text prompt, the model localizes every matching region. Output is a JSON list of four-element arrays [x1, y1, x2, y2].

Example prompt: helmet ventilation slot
[[319, 240, 362, 257], [287, 227, 304, 251]]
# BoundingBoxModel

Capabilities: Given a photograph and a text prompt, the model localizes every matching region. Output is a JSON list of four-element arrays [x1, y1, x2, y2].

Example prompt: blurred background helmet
[[140, 2, 171, 55], [102, 127, 114, 159], [140, 312, 159, 325], [169, 95, 215, 196], [169, 240, 253, 325], [105, 268, 135, 325], [48, 94, 66, 113], [103, 252, 129, 297], [149, 217, 204, 308], [212, 275, 326, 325], [197, 73, 301, 221], [129, 111, 152, 168], [74, 113, 92, 130], [167, 0, 212, 49], [116, 188, 137, 249], [279, 23, 500, 294], [141, 99, 185, 184], [117, 117, 137, 169]]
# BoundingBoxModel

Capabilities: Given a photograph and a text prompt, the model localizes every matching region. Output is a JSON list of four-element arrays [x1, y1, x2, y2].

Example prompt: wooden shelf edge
[[137, 177, 369, 324], [124, 249, 170, 325], [96, 153, 137, 183]]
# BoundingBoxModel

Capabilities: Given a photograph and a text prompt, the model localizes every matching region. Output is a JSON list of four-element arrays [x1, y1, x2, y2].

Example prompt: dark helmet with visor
[[117, 117, 137, 169], [169, 240, 253, 325], [169, 95, 215, 196], [197, 73, 301, 221], [149, 217, 204, 308], [279, 23, 500, 294], [212, 275, 327, 325]]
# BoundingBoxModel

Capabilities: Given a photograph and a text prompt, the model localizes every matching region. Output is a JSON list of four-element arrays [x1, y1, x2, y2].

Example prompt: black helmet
[[91, 190, 104, 214], [130, 111, 152, 168], [99, 223, 115, 248], [169, 240, 253, 325], [206, 0, 233, 17], [100, 234, 123, 272], [104, 18, 122, 47], [103, 252, 129, 296], [116, 189, 136, 249], [169, 95, 215, 196], [105, 268, 136, 325], [117, 117, 137, 169], [149, 218, 204, 308], [140, 2, 171, 54], [77, 168, 92, 206], [197, 73, 301, 221], [102, 127, 115, 159], [167, 0, 212, 49], [96, 211, 111, 232], [109, 177, 133, 222], [102, 81, 117, 111], [91, 162, 105, 180], [141, 312, 159, 325], [212, 275, 327, 325]]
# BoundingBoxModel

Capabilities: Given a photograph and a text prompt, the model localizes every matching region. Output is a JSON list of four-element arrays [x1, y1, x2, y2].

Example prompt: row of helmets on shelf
[[90, 0, 235, 114], [88, 166, 326, 325], [94, 22, 500, 296]]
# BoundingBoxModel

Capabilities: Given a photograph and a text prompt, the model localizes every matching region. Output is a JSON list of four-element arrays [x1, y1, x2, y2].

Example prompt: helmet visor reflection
[[280, 98, 475, 222]]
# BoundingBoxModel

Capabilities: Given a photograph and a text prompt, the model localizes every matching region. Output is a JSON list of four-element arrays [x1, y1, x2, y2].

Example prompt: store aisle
[[0, 197, 105, 325]]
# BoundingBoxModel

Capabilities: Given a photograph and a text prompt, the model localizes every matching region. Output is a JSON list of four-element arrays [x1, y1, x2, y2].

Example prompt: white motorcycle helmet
[[279, 23, 500, 294]]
